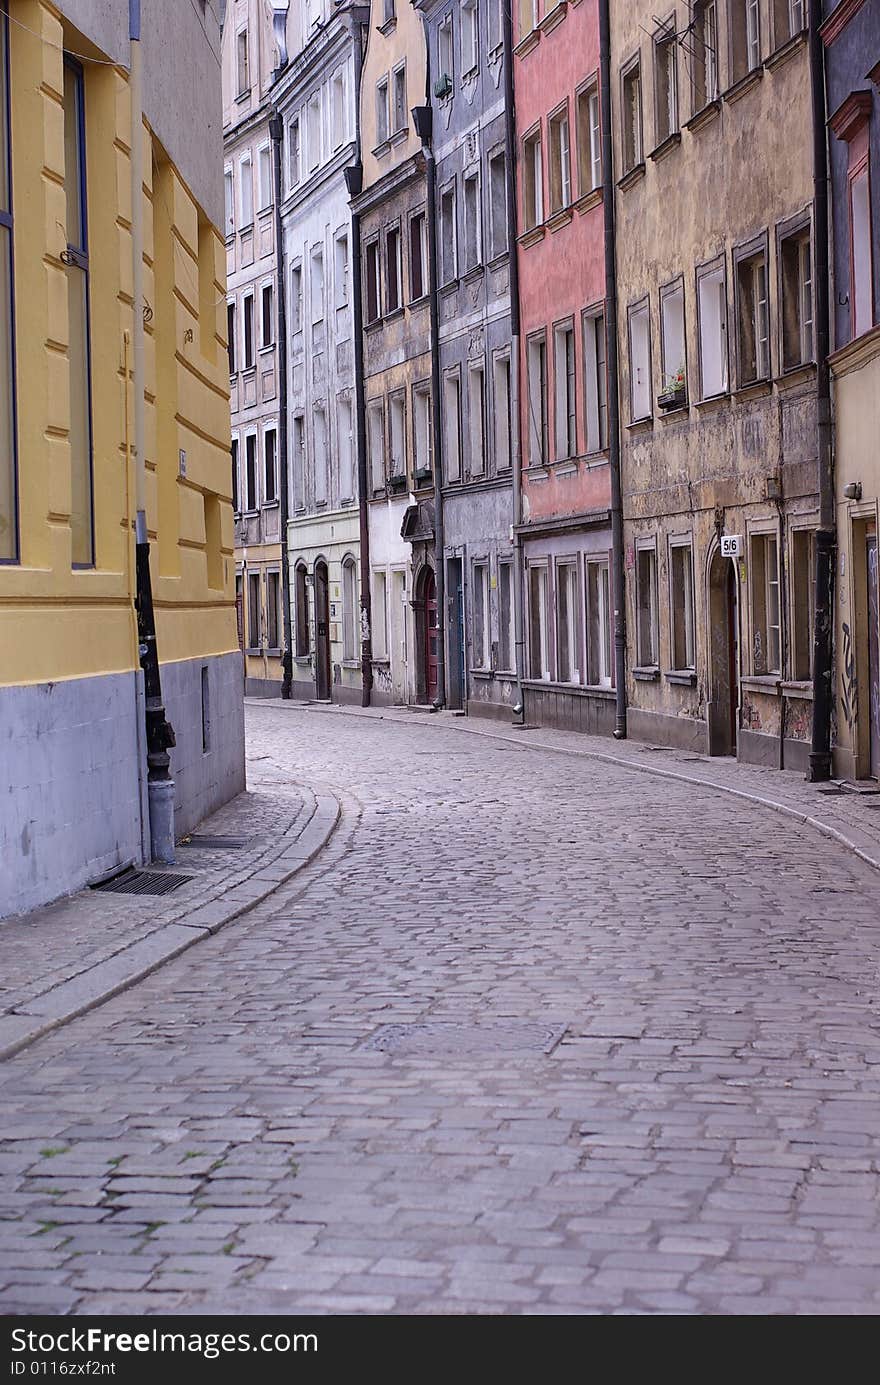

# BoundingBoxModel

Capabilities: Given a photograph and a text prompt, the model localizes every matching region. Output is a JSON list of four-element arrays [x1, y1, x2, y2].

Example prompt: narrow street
[[2, 703, 880, 1315]]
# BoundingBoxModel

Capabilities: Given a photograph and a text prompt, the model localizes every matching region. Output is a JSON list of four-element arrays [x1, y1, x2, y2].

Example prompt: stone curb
[[0, 791, 342, 1064], [249, 698, 880, 879]]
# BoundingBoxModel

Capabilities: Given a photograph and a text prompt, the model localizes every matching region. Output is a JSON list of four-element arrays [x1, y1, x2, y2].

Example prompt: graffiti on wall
[[840, 620, 858, 733]]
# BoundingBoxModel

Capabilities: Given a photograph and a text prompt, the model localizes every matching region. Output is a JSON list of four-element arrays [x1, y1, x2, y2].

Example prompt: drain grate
[[92, 869, 193, 896], [361, 1020, 568, 1057], [179, 835, 250, 849]]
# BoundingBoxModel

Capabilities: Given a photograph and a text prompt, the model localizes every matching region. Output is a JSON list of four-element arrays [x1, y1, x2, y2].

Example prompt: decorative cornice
[[828, 89, 872, 142], [821, 0, 868, 47]]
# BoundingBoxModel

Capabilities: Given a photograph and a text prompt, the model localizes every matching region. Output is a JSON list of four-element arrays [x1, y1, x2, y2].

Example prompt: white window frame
[[697, 257, 729, 398]]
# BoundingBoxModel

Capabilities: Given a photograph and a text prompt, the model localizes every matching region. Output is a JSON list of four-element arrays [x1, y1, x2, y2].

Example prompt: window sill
[[486, 250, 510, 270], [258, 343, 275, 355], [694, 391, 730, 410], [517, 225, 545, 248], [364, 317, 384, 333], [377, 17, 397, 36], [626, 416, 654, 432], [781, 679, 813, 700], [741, 674, 781, 694], [241, 508, 260, 518], [723, 66, 764, 106], [575, 187, 602, 214], [538, 2, 567, 36], [547, 206, 574, 232], [244, 647, 262, 656], [685, 99, 721, 133], [262, 500, 280, 511], [462, 265, 485, 284], [776, 361, 816, 388], [617, 162, 645, 192], [294, 655, 311, 666], [651, 130, 682, 166], [665, 669, 697, 686], [372, 656, 391, 667], [238, 221, 254, 236], [235, 90, 251, 105], [522, 678, 615, 698], [408, 292, 430, 310], [657, 402, 689, 419], [764, 30, 807, 72], [384, 305, 405, 323], [471, 668, 495, 680], [514, 29, 540, 59], [266, 647, 282, 657], [372, 140, 392, 159], [733, 378, 772, 401], [389, 128, 408, 148], [341, 659, 360, 670], [632, 665, 660, 681], [440, 278, 460, 296], [241, 366, 257, 379]]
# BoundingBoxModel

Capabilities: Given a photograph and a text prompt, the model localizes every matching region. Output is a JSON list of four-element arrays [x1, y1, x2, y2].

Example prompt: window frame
[[582, 305, 608, 454], [547, 100, 572, 214], [526, 329, 549, 466], [440, 180, 458, 285], [635, 538, 660, 669], [443, 366, 462, 484], [294, 562, 310, 657], [691, 0, 719, 114], [471, 559, 491, 670], [265, 568, 281, 654], [521, 122, 543, 231], [620, 54, 644, 175], [243, 429, 259, 514], [668, 534, 696, 672], [260, 278, 274, 350], [659, 276, 687, 399], [653, 17, 679, 146], [262, 423, 278, 507], [749, 527, 782, 676], [695, 253, 730, 399], [257, 141, 272, 212], [555, 556, 582, 685], [553, 318, 577, 460], [242, 290, 255, 371], [238, 151, 254, 229], [246, 569, 262, 654], [575, 77, 602, 198], [409, 209, 428, 301], [461, 0, 480, 77], [585, 555, 613, 688], [777, 211, 814, 372], [63, 54, 95, 570], [733, 231, 771, 387], [627, 296, 652, 423], [467, 358, 486, 477], [849, 153, 874, 341], [342, 555, 359, 663], [385, 220, 402, 314], [527, 560, 551, 682], [493, 348, 512, 472]]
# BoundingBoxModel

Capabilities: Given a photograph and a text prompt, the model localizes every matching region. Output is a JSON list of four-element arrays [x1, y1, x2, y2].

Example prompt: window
[[242, 293, 255, 369], [307, 93, 321, 170], [338, 398, 354, 501], [494, 353, 512, 471], [390, 391, 406, 478], [519, 0, 539, 39], [393, 64, 407, 134], [440, 186, 457, 283], [583, 310, 608, 452], [410, 211, 427, 299], [660, 280, 686, 396], [224, 168, 234, 237], [461, 0, 479, 75], [697, 259, 728, 397], [373, 570, 388, 660], [780, 225, 813, 368], [386, 225, 402, 313], [288, 118, 301, 189], [310, 247, 324, 325], [292, 414, 306, 510], [731, 0, 761, 83], [313, 408, 328, 505], [577, 83, 602, 196], [489, 152, 507, 257], [413, 385, 432, 475], [365, 238, 381, 323], [64, 58, 94, 568], [670, 540, 695, 670], [444, 372, 462, 482], [621, 60, 643, 173], [554, 323, 577, 458], [368, 401, 385, 492], [342, 557, 358, 661], [247, 570, 261, 650], [472, 561, 490, 668], [258, 143, 272, 211], [464, 174, 481, 272], [383, 0, 397, 23], [239, 153, 253, 227], [438, 15, 454, 90], [792, 528, 815, 680], [488, 0, 503, 51], [498, 561, 514, 671], [586, 559, 613, 687], [772, 0, 805, 45], [548, 105, 572, 213], [654, 24, 678, 144], [636, 544, 659, 666], [692, 1, 719, 110], [527, 333, 548, 465], [736, 244, 770, 384], [261, 283, 274, 349], [556, 562, 580, 684], [628, 301, 651, 421], [244, 433, 258, 511], [522, 127, 543, 229], [264, 427, 277, 505], [376, 77, 390, 145], [851, 163, 874, 339], [227, 301, 237, 374], [291, 262, 303, 334], [751, 532, 781, 674], [331, 71, 345, 151], [468, 362, 485, 476], [528, 565, 550, 680], [231, 437, 239, 514], [237, 28, 250, 96], [295, 564, 309, 656], [335, 231, 350, 310], [266, 571, 281, 652]]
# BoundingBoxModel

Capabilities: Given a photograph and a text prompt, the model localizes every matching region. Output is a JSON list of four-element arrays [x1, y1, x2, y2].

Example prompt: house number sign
[[721, 534, 743, 559]]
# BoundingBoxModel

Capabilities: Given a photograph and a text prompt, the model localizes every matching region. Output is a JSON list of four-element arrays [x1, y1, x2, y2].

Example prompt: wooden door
[[425, 568, 438, 704], [314, 561, 331, 701]]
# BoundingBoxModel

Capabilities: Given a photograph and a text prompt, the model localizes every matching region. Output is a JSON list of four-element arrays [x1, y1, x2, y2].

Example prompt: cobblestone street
[[3, 702, 880, 1315]]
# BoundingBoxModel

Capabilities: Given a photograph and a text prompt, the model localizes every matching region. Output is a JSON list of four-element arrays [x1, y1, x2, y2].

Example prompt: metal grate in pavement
[[179, 835, 250, 849], [91, 869, 193, 896], [361, 1020, 568, 1057]]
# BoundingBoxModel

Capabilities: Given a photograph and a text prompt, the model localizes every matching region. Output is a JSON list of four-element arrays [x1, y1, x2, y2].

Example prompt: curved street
[[3, 703, 880, 1315]]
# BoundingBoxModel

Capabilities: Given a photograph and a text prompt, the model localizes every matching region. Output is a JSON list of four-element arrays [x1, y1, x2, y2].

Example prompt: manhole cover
[[179, 835, 250, 849], [361, 1021, 568, 1056], [92, 870, 193, 896]]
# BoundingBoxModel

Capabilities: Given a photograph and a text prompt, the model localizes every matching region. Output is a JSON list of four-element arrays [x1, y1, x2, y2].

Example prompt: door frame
[[706, 540, 739, 756]]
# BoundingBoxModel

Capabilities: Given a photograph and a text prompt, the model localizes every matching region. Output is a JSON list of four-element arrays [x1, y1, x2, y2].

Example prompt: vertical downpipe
[[502, 0, 525, 723], [131, 0, 177, 862], [270, 112, 293, 698]]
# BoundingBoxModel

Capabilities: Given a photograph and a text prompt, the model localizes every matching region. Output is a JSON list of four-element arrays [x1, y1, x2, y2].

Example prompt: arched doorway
[[707, 545, 738, 756], [314, 559, 331, 701], [416, 565, 438, 705]]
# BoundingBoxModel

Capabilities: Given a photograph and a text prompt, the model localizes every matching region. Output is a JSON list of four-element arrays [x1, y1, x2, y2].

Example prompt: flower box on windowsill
[[433, 73, 453, 100], [389, 474, 408, 494], [414, 467, 433, 487], [657, 386, 687, 411]]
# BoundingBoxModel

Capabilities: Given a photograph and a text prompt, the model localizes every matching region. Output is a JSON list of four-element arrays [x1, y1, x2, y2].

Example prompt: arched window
[[342, 556, 358, 662], [294, 563, 309, 656]]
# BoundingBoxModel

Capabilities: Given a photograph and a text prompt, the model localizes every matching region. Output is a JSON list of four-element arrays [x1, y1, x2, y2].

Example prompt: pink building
[[514, 0, 615, 732]]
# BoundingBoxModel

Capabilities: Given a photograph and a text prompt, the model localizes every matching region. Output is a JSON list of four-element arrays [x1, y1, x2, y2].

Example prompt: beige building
[[611, 1, 820, 769]]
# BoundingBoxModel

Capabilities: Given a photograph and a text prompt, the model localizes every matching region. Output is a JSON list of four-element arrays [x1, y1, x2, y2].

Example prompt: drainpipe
[[502, 0, 525, 724], [130, 0, 176, 863], [413, 101, 446, 708], [269, 111, 293, 698], [599, 0, 627, 739], [345, 162, 373, 706], [808, 0, 834, 782]]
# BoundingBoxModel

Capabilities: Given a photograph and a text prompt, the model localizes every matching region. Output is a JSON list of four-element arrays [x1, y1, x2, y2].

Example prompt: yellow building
[[0, 1, 244, 918]]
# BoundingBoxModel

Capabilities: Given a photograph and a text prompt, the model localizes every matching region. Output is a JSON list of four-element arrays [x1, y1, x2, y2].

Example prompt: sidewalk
[[0, 769, 340, 1062], [256, 697, 880, 875]]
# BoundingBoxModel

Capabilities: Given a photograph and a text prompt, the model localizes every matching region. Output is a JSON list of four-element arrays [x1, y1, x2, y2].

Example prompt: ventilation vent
[[92, 870, 193, 897]]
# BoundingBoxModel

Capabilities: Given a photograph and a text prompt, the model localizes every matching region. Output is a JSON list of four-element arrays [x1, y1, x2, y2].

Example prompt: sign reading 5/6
[[721, 534, 743, 559]]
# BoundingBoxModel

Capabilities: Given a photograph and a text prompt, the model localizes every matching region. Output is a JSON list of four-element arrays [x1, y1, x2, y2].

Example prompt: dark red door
[[425, 568, 438, 704]]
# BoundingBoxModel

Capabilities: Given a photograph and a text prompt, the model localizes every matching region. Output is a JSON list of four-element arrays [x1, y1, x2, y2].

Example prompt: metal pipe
[[269, 111, 293, 698], [808, 0, 834, 782], [502, 0, 525, 724], [599, 0, 627, 739]]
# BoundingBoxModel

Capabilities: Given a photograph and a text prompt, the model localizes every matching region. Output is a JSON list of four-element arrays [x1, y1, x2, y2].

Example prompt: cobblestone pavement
[[3, 702, 880, 1315]]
